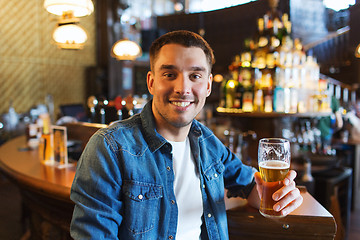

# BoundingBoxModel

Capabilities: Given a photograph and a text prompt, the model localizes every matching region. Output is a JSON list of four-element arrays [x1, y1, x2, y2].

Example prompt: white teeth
[[172, 101, 191, 107]]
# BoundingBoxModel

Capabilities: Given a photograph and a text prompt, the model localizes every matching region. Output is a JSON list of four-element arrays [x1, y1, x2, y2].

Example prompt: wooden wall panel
[[0, 0, 96, 116]]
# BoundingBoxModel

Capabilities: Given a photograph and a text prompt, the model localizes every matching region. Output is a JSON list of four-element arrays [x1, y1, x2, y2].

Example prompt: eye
[[190, 73, 202, 81], [163, 72, 177, 79]]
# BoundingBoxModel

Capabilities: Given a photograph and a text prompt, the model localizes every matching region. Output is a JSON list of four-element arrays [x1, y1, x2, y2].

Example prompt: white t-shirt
[[168, 137, 203, 240]]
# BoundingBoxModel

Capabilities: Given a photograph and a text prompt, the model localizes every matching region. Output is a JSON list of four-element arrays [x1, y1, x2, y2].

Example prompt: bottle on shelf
[[263, 88, 273, 113], [239, 50, 254, 112], [218, 5, 330, 116], [253, 68, 263, 112], [273, 85, 285, 112], [225, 73, 239, 108], [242, 78, 254, 112], [252, 18, 268, 70], [253, 85, 263, 112], [234, 77, 244, 109]]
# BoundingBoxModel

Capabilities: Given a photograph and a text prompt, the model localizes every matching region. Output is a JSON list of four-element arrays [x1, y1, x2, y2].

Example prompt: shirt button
[[138, 194, 143, 200], [214, 173, 218, 178], [202, 184, 206, 189], [171, 200, 175, 205], [208, 213, 212, 218], [168, 235, 173, 239], [166, 166, 171, 171]]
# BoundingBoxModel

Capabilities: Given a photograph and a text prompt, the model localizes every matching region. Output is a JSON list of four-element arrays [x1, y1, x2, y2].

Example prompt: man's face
[[147, 44, 212, 130]]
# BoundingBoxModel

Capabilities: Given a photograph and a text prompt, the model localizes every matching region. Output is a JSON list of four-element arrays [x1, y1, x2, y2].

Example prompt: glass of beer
[[258, 138, 290, 218]]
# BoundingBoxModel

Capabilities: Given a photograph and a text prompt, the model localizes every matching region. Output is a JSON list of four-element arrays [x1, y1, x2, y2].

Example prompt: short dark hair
[[149, 30, 215, 73]]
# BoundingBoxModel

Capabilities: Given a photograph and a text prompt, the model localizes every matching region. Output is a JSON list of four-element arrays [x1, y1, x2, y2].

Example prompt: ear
[[147, 71, 154, 95], [206, 73, 213, 97]]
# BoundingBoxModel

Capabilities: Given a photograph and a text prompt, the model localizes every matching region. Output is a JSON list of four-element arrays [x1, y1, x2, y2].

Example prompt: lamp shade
[[53, 24, 88, 49], [356, 43, 360, 58], [44, 0, 94, 17], [111, 39, 142, 61]]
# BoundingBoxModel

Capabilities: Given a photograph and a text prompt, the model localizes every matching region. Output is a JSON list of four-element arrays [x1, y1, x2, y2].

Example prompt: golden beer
[[259, 160, 289, 217]]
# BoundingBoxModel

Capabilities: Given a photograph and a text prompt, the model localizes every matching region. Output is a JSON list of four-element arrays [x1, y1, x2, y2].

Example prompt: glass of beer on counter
[[258, 138, 290, 218]]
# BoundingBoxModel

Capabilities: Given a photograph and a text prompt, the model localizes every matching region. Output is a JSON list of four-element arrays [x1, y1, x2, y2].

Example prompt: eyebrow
[[159, 64, 207, 72]]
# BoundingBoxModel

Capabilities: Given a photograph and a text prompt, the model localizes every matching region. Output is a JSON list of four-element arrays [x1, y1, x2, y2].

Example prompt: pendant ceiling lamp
[[44, 0, 94, 49], [44, 0, 94, 17], [111, 39, 142, 61], [53, 17, 88, 49]]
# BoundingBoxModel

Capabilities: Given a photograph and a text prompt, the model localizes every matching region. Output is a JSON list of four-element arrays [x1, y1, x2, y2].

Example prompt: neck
[[156, 122, 191, 142]]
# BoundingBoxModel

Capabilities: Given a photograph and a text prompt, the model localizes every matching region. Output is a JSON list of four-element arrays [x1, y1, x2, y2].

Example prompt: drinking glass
[[258, 138, 290, 218]]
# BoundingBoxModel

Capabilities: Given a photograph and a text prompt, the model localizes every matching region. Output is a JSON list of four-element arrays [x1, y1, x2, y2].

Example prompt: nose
[[174, 74, 191, 95]]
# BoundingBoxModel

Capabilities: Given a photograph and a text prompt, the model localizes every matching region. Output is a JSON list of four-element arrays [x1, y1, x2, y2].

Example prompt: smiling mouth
[[171, 101, 192, 107]]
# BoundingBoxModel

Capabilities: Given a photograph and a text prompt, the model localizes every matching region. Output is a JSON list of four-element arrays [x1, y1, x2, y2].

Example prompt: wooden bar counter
[[0, 136, 76, 239], [226, 188, 337, 240], [0, 136, 337, 240]]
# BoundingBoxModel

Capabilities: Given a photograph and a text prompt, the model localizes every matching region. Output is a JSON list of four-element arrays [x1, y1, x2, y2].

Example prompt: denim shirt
[[70, 101, 257, 240]]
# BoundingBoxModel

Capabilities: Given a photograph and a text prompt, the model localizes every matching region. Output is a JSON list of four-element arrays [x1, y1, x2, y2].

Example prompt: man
[[70, 30, 303, 239]]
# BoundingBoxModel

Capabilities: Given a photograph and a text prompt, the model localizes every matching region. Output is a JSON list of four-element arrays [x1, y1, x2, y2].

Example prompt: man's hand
[[254, 170, 303, 216]]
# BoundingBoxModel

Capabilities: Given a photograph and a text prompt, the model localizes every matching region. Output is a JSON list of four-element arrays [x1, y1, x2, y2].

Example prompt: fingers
[[272, 170, 302, 216], [255, 170, 303, 216], [273, 186, 302, 215], [283, 170, 297, 185], [273, 180, 296, 201], [276, 191, 303, 216], [283, 194, 303, 216]]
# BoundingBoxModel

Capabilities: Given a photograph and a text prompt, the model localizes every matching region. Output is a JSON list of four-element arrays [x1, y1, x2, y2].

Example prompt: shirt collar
[[140, 100, 167, 152]]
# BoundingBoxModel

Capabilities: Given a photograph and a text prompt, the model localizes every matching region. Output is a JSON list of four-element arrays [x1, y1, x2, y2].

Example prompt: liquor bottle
[[242, 78, 254, 112], [278, 13, 290, 43], [253, 88, 263, 112], [253, 18, 268, 70], [262, 70, 274, 113], [225, 74, 238, 108], [272, 17, 282, 46], [273, 86, 285, 112], [256, 18, 268, 49], [284, 87, 291, 113], [261, 69, 275, 112], [253, 69, 263, 112], [234, 76, 244, 109], [38, 113, 54, 164], [289, 87, 299, 113], [293, 38, 305, 67], [263, 88, 273, 113]]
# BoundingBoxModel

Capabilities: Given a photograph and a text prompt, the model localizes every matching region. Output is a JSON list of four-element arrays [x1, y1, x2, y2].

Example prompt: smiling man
[[70, 30, 303, 240], [148, 43, 212, 141]]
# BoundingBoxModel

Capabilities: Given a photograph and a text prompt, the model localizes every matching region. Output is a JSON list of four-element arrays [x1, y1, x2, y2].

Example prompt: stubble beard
[[155, 104, 194, 129]]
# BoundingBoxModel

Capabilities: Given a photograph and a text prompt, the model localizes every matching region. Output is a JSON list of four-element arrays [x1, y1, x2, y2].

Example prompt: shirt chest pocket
[[123, 181, 163, 236], [204, 160, 225, 181], [203, 160, 225, 203]]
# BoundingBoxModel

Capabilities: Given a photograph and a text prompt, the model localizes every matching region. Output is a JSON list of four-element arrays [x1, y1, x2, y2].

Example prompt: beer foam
[[259, 160, 289, 169]]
